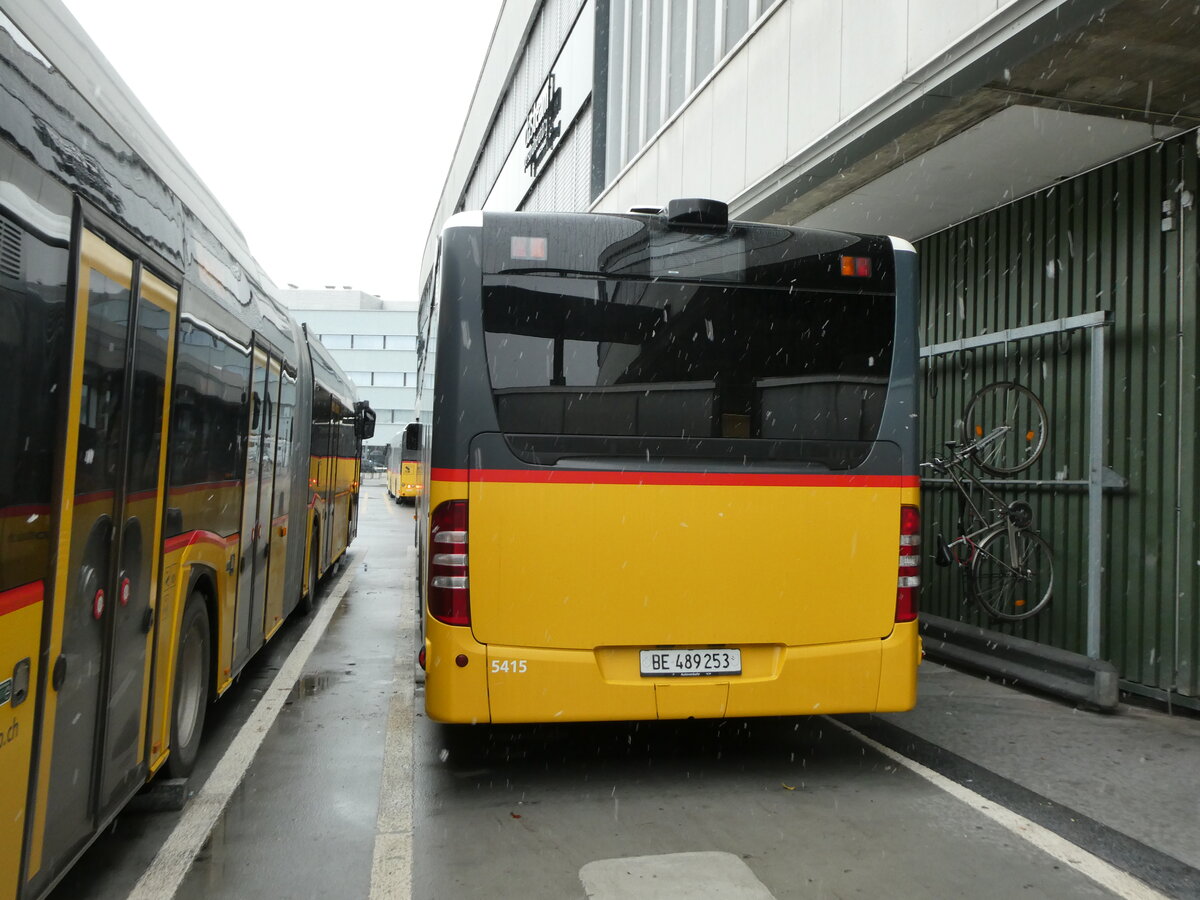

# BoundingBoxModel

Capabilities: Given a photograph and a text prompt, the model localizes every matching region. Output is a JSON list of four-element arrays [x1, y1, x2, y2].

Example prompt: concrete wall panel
[[710, 52, 749, 202], [786, 0, 842, 159], [633, 141, 661, 210], [745, 6, 790, 187], [680, 88, 716, 199], [839, 0, 908, 118], [656, 120, 685, 203], [907, 0, 1003, 70]]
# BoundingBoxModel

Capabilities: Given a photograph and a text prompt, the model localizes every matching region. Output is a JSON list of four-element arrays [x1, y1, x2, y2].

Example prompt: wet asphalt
[[47, 478, 1200, 899]]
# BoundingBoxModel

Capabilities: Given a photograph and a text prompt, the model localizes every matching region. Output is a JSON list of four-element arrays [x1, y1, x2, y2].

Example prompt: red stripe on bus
[[0, 581, 43, 617], [432, 467, 918, 488], [163, 530, 239, 553], [0, 504, 52, 519]]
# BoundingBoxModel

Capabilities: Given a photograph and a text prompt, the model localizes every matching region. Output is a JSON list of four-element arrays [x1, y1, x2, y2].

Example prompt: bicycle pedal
[[935, 534, 952, 568]]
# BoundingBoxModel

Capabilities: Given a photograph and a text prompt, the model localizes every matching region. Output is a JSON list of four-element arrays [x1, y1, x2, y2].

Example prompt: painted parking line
[[125, 568, 356, 900], [581, 851, 775, 899], [829, 717, 1168, 900], [369, 546, 417, 900]]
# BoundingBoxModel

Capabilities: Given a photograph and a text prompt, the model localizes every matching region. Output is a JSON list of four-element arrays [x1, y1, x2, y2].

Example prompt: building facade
[[423, 0, 1200, 706], [281, 288, 431, 445]]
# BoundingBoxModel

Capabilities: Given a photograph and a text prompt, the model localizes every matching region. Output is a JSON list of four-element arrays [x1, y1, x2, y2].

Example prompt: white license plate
[[640, 648, 741, 677]]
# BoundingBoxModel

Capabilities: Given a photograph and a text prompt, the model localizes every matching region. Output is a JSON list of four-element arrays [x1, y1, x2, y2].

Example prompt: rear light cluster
[[429, 500, 470, 625], [896, 505, 920, 622]]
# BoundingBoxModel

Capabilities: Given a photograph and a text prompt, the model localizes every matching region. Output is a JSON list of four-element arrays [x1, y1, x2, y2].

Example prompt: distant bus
[[413, 198, 921, 725], [0, 7, 372, 899], [387, 422, 423, 504]]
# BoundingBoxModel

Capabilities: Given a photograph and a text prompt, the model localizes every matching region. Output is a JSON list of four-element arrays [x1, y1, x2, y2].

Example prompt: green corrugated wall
[[917, 132, 1199, 699]]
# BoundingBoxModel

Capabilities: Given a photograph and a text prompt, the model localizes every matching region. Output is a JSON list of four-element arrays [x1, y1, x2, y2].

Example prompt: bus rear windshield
[[482, 275, 894, 464]]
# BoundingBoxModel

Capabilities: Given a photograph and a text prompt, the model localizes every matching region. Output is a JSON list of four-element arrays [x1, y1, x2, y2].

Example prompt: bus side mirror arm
[[354, 401, 376, 440]]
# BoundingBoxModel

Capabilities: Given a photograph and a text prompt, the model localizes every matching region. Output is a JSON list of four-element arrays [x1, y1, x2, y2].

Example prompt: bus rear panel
[[420, 204, 920, 724]]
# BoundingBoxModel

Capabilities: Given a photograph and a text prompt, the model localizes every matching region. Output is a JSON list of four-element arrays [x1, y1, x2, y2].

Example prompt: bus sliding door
[[30, 231, 176, 887], [234, 344, 281, 671]]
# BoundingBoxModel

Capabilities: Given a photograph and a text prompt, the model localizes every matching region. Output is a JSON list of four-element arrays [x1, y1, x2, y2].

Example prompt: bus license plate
[[640, 649, 741, 677]]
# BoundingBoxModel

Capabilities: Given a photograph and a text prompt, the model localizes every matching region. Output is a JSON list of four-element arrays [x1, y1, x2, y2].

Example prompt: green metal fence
[[916, 133, 1199, 701]]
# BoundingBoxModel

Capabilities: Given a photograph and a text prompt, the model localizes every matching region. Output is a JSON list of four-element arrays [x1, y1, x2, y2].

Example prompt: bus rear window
[[482, 275, 894, 452]]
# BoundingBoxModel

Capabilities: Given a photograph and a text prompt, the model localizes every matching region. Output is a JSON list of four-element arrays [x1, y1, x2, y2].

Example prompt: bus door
[[263, 364, 295, 639], [234, 345, 279, 670], [321, 399, 340, 569], [31, 231, 176, 881]]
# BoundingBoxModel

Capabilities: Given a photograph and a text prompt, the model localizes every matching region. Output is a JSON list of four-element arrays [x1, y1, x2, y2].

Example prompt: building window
[[346, 371, 373, 385], [321, 334, 352, 350], [723, 0, 750, 55], [353, 334, 384, 350], [385, 334, 416, 351], [374, 371, 407, 387], [606, 0, 767, 181]]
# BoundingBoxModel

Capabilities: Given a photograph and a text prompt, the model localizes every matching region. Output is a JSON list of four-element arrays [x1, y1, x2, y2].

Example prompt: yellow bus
[[386, 422, 423, 504], [0, 7, 373, 898], [415, 199, 921, 725]]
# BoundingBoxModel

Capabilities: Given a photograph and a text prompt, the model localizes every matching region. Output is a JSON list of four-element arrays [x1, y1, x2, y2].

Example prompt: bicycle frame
[[928, 428, 1026, 569]]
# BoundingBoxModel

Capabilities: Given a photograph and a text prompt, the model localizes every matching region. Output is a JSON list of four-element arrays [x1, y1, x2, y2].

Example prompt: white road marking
[[125, 569, 356, 900], [829, 718, 1168, 900], [369, 546, 417, 900], [580, 851, 775, 899]]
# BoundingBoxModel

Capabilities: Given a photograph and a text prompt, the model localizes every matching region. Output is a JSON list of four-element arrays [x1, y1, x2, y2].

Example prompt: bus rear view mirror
[[354, 401, 376, 440], [405, 422, 422, 452]]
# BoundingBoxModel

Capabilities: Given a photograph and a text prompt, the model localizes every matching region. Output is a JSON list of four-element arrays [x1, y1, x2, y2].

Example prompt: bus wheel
[[166, 590, 210, 779], [300, 531, 319, 615]]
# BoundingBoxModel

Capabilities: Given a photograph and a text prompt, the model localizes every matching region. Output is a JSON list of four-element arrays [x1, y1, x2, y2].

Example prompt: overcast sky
[[62, 0, 503, 303]]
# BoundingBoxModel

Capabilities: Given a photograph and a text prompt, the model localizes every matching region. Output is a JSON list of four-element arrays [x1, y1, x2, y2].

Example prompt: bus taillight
[[430, 500, 470, 625], [896, 505, 920, 622]]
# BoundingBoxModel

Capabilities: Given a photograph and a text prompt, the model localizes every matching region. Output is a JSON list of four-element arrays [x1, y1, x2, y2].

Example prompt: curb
[[920, 613, 1119, 710]]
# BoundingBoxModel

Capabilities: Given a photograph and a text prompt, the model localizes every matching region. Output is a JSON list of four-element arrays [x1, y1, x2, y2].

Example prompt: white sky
[[62, 0, 504, 303]]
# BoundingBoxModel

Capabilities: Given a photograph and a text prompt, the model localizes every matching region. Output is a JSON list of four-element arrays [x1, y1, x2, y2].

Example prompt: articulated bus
[[0, 6, 373, 898], [414, 198, 921, 725], [387, 422, 424, 505]]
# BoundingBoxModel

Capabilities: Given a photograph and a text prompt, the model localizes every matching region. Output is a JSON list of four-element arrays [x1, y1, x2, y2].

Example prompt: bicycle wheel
[[968, 527, 1053, 621], [961, 381, 1048, 476]]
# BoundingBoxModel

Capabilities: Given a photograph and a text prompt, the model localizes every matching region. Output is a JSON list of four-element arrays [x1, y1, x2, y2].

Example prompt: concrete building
[[421, 0, 1200, 707], [280, 288, 430, 444]]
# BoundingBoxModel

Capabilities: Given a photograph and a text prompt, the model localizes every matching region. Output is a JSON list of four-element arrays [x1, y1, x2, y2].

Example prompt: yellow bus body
[[398, 461, 422, 499], [424, 473, 920, 723]]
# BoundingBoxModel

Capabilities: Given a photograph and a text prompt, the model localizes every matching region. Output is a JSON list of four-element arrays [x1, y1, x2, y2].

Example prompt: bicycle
[[960, 380, 1048, 476], [923, 423, 1054, 622]]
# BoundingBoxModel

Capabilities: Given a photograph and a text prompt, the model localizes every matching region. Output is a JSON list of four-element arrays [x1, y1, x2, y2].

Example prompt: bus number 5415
[[490, 659, 528, 674]]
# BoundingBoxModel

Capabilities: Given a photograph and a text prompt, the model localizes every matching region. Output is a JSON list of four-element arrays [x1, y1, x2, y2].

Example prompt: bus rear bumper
[[424, 620, 921, 723]]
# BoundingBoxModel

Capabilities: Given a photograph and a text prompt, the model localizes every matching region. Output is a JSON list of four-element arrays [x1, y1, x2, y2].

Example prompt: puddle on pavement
[[286, 669, 342, 702]]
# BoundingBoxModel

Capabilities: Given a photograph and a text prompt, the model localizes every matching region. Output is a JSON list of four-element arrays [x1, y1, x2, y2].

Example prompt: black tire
[[962, 382, 1048, 476], [299, 530, 320, 615], [968, 528, 1053, 621], [166, 590, 210, 779]]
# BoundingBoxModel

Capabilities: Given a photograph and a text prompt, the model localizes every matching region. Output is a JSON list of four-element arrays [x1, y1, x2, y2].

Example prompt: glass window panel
[[645, 0, 664, 137], [605, 0, 627, 179], [667, 0, 688, 115], [0, 215, 67, 590], [385, 334, 416, 350], [693, 0, 716, 86], [723, 0, 750, 55], [625, 0, 644, 161], [374, 371, 407, 387], [320, 333, 352, 349], [483, 274, 893, 458], [353, 333, 384, 349], [345, 371, 373, 385]]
